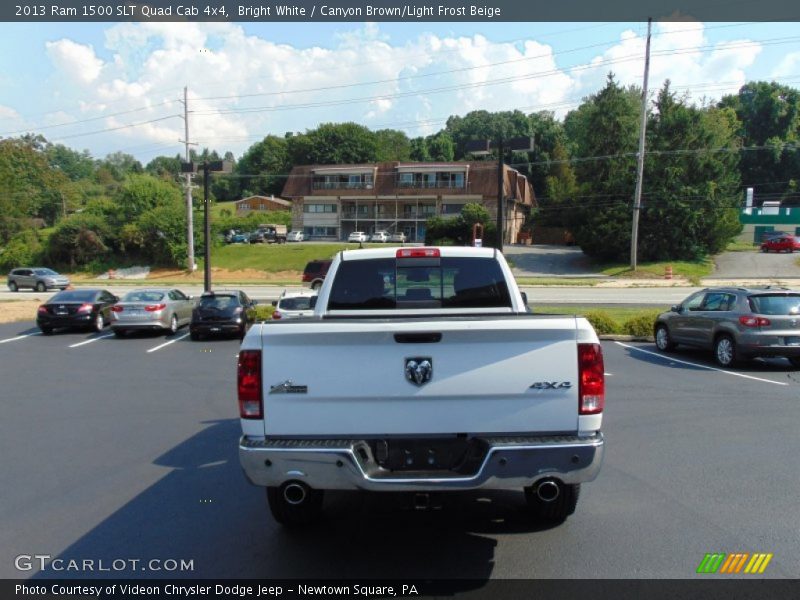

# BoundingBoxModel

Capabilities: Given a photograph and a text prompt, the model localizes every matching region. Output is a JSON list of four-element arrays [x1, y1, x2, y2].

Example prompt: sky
[[0, 20, 798, 165]]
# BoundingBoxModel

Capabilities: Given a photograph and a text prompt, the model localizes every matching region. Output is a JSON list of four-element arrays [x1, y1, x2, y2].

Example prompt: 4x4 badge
[[405, 358, 433, 386]]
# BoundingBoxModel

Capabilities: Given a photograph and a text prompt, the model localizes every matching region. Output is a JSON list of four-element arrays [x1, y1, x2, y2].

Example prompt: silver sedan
[[110, 288, 195, 337]]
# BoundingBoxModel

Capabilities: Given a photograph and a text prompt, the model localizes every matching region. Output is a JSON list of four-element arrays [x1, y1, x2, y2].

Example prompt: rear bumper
[[239, 433, 604, 491], [190, 321, 242, 334], [37, 314, 93, 328]]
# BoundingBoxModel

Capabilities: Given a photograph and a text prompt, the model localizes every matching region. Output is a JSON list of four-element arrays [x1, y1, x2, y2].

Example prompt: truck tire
[[266, 483, 324, 527], [524, 482, 580, 523]]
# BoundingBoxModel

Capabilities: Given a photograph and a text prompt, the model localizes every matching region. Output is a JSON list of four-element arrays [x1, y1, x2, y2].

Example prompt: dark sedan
[[190, 290, 257, 340], [36, 289, 119, 335]]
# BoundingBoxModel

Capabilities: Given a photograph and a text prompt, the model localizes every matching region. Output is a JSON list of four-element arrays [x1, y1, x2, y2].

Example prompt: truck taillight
[[739, 315, 770, 327], [578, 343, 604, 415], [238, 350, 263, 419]]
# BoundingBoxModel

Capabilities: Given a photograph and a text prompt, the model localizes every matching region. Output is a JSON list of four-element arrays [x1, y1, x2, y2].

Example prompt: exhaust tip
[[536, 480, 561, 503], [283, 482, 308, 505]]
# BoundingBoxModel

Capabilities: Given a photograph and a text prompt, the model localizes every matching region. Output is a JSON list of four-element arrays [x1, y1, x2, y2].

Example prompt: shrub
[[584, 310, 621, 335], [254, 304, 276, 321], [0, 230, 44, 271], [622, 311, 661, 337]]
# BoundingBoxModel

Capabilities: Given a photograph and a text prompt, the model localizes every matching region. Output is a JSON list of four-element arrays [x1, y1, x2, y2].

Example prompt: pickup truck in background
[[238, 247, 605, 526], [252, 223, 287, 244]]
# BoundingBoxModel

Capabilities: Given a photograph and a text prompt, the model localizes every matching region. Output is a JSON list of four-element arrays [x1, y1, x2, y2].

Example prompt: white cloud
[[27, 22, 777, 163], [772, 52, 800, 79], [45, 39, 104, 84]]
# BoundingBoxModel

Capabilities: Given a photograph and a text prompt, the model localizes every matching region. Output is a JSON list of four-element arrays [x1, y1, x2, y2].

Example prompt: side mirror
[[251, 300, 258, 306], [520, 291, 529, 306], [671, 305, 680, 312], [271, 300, 277, 307], [113, 295, 120, 302]]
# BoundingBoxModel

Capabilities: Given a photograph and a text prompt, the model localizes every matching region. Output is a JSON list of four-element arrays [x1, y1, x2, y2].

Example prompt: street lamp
[[182, 159, 233, 292], [466, 136, 534, 252]]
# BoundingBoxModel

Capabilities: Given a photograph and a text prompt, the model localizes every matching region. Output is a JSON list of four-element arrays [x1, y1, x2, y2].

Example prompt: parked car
[[302, 259, 332, 290], [190, 290, 257, 340], [36, 288, 118, 335], [761, 230, 790, 242], [370, 231, 389, 243], [8, 267, 70, 292], [389, 232, 407, 243], [654, 286, 800, 368], [760, 235, 800, 253], [286, 231, 305, 242], [110, 288, 194, 336], [348, 231, 368, 243], [271, 290, 317, 320], [249, 230, 267, 244], [229, 232, 249, 244]]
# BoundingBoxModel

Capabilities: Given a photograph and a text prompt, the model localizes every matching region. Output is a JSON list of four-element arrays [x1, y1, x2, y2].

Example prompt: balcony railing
[[312, 181, 374, 190], [396, 177, 465, 189]]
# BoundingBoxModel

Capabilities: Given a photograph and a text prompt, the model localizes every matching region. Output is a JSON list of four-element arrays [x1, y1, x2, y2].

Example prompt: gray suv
[[654, 286, 800, 368], [7, 268, 70, 292]]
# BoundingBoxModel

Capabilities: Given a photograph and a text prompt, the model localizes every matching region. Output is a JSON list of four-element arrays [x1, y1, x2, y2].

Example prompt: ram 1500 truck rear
[[238, 246, 604, 526]]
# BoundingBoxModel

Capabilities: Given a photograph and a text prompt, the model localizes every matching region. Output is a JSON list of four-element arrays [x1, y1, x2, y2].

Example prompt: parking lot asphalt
[[1, 320, 799, 581]]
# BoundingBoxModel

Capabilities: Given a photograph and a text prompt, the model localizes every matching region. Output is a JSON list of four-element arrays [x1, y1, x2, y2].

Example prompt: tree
[[719, 81, 800, 199], [235, 135, 290, 198], [99, 152, 143, 181], [145, 154, 183, 180], [426, 132, 455, 161], [46, 143, 95, 181], [114, 174, 182, 222], [287, 123, 379, 165], [374, 129, 411, 161], [46, 213, 113, 269], [445, 110, 531, 159], [563, 74, 642, 259], [425, 203, 496, 246]]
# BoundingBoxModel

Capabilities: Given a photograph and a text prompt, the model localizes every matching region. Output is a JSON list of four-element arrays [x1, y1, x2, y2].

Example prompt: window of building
[[303, 204, 337, 213], [441, 203, 465, 215]]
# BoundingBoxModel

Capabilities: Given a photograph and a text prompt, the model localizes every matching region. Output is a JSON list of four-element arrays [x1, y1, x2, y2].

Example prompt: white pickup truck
[[238, 246, 605, 526]]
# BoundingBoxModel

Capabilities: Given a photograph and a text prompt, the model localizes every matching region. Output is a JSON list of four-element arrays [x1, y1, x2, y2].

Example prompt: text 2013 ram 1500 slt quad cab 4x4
[[238, 246, 605, 526]]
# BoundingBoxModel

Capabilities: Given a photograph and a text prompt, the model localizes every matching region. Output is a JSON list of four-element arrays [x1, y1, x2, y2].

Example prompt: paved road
[[504, 245, 602, 277], [2, 321, 798, 581], [714, 249, 800, 278]]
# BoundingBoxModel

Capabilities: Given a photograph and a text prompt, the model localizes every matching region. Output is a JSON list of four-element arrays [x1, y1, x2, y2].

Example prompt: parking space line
[[0, 332, 41, 344], [69, 333, 115, 348], [147, 333, 190, 353], [615, 342, 788, 386]]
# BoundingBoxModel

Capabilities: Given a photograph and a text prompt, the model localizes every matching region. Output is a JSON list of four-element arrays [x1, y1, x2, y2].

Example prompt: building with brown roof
[[235, 194, 292, 216], [281, 161, 536, 243]]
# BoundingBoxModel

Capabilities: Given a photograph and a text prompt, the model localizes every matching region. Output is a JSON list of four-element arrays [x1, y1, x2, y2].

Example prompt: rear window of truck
[[328, 257, 511, 310]]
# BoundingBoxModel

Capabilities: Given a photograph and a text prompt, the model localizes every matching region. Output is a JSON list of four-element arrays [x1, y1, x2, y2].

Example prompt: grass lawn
[[598, 257, 714, 282], [532, 304, 667, 322]]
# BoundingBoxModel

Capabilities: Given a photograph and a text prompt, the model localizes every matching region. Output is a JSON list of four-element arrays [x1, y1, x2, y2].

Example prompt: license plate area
[[367, 437, 488, 474]]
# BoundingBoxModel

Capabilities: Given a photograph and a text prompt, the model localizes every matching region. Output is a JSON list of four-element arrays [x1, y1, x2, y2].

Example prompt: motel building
[[281, 161, 536, 243]]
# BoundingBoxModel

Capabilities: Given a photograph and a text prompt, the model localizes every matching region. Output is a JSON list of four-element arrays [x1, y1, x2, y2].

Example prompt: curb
[[598, 335, 654, 342]]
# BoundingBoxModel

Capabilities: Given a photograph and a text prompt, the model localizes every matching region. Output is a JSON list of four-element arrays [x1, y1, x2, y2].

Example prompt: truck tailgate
[[258, 317, 580, 436]]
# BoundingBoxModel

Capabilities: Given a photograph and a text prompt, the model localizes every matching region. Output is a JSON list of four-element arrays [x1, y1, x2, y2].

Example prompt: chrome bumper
[[239, 433, 604, 491]]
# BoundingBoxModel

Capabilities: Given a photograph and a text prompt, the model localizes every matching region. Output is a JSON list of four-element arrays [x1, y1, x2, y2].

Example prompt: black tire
[[789, 357, 800, 369], [654, 323, 676, 352], [524, 482, 580, 523], [113, 328, 126, 338], [93, 312, 104, 333], [8, 281, 18, 292], [266, 484, 324, 527], [39, 326, 53, 335], [35, 281, 46, 292], [714, 334, 738, 368]]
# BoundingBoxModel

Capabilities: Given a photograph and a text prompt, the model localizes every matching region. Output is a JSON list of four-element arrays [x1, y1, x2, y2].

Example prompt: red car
[[761, 235, 800, 253]]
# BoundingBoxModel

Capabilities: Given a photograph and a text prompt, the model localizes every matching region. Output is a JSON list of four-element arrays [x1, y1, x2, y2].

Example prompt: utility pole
[[496, 138, 505, 252], [179, 86, 197, 272], [630, 17, 652, 271]]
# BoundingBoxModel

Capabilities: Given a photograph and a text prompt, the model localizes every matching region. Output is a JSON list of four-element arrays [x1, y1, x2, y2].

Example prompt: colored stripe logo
[[697, 553, 773, 574]]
